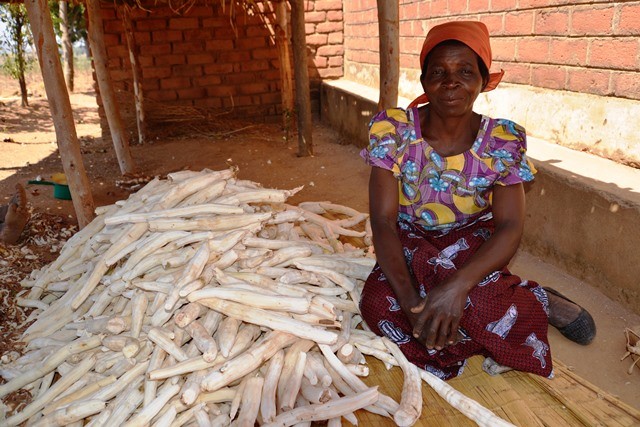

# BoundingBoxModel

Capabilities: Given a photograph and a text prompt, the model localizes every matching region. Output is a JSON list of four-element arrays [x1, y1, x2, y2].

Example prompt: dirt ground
[[1, 69, 639, 413]]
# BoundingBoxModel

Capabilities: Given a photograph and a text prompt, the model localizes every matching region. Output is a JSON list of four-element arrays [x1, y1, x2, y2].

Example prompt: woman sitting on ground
[[359, 21, 596, 380]]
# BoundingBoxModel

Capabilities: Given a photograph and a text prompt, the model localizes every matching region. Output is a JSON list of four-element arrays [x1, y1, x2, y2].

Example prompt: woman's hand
[[410, 279, 469, 350]]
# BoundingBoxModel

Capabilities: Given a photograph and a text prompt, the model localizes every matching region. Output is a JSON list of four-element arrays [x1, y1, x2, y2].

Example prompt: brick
[[516, 37, 550, 63], [612, 72, 640, 98], [110, 69, 131, 82], [316, 21, 343, 34], [214, 27, 240, 39], [217, 50, 251, 63], [195, 75, 222, 86], [103, 34, 120, 46], [202, 18, 228, 28], [535, 9, 569, 35], [241, 60, 271, 73], [504, 11, 534, 35], [172, 41, 205, 54], [328, 55, 343, 67], [501, 62, 531, 85], [430, 0, 447, 16], [155, 54, 186, 66], [531, 64, 566, 89], [187, 53, 214, 65], [328, 31, 344, 44], [135, 19, 167, 32], [260, 92, 282, 105], [100, 7, 116, 20], [448, 0, 468, 14], [193, 97, 223, 109], [313, 56, 328, 68], [142, 67, 171, 79], [246, 26, 268, 37], [315, 0, 343, 12], [204, 63, 234, 74], [567, 68, 611, 95], [142, 44, 171, 56], [147, 89, 177, 101], [400, 3, 419, 21], [133, 32, 151, 45], [160, 77, 191, 90], [152, 30, 182, 43], [318, 67, 344, 79], [306, 33, 329, 46], [206, 85, 236, 97], [107, 45, 128, 58], [251, 48, 278, 60], [480, 14, 505, 35], [169, 18, 199, 30], [128, 8, 149, 20], [549, 38, 588, 66], [400, 20, 413, 38], [138, 56, 153, 68], [141, 78, 159, 91], [173, 64, 203, 77], [306, 23, 316, 35], [104, 20, 124, 33], [184, 5, 213, 17], [305, 11, 327, 23], [327, 10, 343, 22], [236, 37, 267, 50], [239, 83, 270, 95], [204, 39, 235, 51], [491, 0, 518, 11], [492, 37, 517, 62], [571, 6, 614, 35], [317, 45, 344, 57], [177, 87, 207, 100], [182, 29, 214, 41], [468, 0, 490, 13], [617, 4, 640, 35], [589, 39, 638, 69]]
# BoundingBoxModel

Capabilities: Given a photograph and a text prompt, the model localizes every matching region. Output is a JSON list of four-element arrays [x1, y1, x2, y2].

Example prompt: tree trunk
[[85, 0, 136, 175], [24, 0, 95, 228], [59, 0, 74, 92], [274, 0, 294, 142], [289, 0, 313, 157], [121, 4, 147, 145], [18, 75, 28, 108], [376, 0, 399, 111]]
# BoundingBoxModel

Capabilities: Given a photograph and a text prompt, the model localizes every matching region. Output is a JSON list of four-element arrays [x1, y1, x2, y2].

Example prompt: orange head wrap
[[408, 21, 504, 108]]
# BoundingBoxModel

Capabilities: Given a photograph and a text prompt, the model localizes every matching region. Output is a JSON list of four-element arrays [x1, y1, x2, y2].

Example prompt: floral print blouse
[[360, 108, 536, 232]]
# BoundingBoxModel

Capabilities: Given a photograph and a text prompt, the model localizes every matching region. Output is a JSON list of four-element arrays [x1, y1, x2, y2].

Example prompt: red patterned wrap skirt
[[359, 218, 554, 380]]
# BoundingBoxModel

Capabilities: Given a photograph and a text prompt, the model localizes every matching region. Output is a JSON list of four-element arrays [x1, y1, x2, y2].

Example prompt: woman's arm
[[369, 167, 422, 316], [411, 182, 526, 350]]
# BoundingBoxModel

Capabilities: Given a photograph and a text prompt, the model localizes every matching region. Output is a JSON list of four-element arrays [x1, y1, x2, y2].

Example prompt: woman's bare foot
[[0, 184, 29, 245]]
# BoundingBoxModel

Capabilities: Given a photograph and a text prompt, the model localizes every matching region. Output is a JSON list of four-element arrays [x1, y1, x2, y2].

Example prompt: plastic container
[[28, 173, 72, 200]]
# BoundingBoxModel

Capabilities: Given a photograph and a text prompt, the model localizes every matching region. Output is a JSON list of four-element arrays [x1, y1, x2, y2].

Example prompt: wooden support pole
[[121, 4, 148, 145], [86, 0, 136, 174], [376, 0, 399, 111], [24, 0, 95, 228], [274, 0, 294, 142], [289, 0, 313, 157]]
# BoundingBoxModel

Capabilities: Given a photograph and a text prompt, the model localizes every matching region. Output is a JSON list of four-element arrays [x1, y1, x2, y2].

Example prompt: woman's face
[[420, 42, 485, 118]]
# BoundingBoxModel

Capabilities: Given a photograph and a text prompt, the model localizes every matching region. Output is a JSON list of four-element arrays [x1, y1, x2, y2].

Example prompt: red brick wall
[[97, 0, 343, 137], [344, 0, 640, 100]]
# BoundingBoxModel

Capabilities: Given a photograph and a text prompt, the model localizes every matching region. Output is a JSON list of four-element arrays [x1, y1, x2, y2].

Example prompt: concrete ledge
[[320, 79, 640, 314]]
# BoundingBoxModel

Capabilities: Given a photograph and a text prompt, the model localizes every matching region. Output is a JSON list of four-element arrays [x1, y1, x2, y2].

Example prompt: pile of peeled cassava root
[[0, 168, 514, 427]]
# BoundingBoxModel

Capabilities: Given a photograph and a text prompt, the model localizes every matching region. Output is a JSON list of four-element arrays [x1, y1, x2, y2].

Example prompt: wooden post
[[274, 0, 294, 142], [24, 0, 95, 228], [376, 0, 399, 111], [289, 0, 313, 157], [85, 0, 136, 174], [121, 4, 147, 145]]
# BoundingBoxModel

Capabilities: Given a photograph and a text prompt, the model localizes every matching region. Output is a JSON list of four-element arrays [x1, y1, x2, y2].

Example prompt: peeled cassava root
[[1, 167, 514, 427]]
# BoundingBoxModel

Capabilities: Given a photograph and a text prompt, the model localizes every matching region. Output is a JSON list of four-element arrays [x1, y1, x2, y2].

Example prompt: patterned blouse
[[360, 108, 536, 232]]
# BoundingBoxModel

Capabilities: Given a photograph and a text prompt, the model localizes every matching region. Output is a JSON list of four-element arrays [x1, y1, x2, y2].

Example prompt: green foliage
[[49, 1, 87, 45], [0, 3, 35, 79]]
